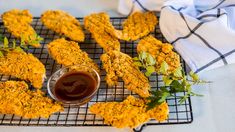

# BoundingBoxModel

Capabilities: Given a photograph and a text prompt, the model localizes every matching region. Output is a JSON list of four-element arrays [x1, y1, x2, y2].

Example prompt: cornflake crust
[[0, 81, 63, 118], [101, 50, 150, 97], [1, 9, 41, 47], [119, 11, 158, 41], [41, 10, 85, 42], [0, 50, 45, 89], [84, 12, 157, 48], [47, 38, 100, 73], [84, 12, 121, 52], [89, 95, 169, 128], [137, 35, 181, 74]]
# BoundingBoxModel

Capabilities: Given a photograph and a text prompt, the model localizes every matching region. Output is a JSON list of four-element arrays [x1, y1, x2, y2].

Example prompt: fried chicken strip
[[119, 11, 158, 41], [0, 49, 45, 88], [41, 10, 85, 42], [84, 12, 121, 52], [0, 81, 63, 118], [137, 35, 180, 74], [100, 50, 150, 97], [89, 95, 169, 128], [1, 9, 41, 47], [84, 12, 157, 45], [47, 38, 100, 73]]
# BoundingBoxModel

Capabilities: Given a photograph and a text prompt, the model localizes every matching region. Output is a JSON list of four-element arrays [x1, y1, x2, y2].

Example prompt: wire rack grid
[[0, 16, 193, 131]]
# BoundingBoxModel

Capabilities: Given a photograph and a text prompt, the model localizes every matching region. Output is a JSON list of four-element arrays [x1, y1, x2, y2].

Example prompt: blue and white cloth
[[118, 0, 235, 73]]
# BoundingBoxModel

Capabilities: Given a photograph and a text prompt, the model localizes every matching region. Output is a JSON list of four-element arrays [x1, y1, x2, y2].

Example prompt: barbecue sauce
[[54, 71, 97, 102]]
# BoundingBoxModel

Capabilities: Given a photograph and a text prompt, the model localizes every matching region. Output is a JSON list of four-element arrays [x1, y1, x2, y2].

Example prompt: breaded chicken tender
[[84, 12, 121, 52], [0, 49, 45, 88], [1, 9, 41, 47], [0, 81, 63, 118], [137, 35, 180, 74], [89, 95, 169, 128], [101, 50, 150, 97], [47, 38, 100, 72], [119, 12, 158, 41], [84, 12, 157, 45], [41, 10, 85, 42]]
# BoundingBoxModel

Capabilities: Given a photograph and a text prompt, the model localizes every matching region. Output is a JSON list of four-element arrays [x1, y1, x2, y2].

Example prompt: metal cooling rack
[[0, 16, 193, 132]]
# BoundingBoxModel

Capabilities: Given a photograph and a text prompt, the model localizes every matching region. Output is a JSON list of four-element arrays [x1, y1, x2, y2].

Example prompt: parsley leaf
[[159, 61, 168, 74], [133, 51, 205, 110], [3, 37, 9, 48]]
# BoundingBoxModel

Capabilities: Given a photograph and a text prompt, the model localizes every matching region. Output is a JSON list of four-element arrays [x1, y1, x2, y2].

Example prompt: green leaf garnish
[[189, 71, 199, 81], [146, 54, 156, 65], [3, 37, 9, 48], [12, 40, 16, 49], [133, 61, 143, 67], [133, 51, 157, 76], [140, 51, 147, 60], [173, 67, 183, 78], [146, 66, 155, 74], [133, 57, 139, 61], [134, 51, 205, 110], [163, 76, 173, 86], [21, 33, 43, 47], [15, 46, 24, 52], [145, 71, 152, 77], [159, 61, 168, 74], [0, 36, 25, 56]]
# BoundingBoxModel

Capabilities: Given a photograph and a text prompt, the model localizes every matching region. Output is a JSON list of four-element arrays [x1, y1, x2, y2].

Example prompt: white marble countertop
[[0, 0, 235, 132]]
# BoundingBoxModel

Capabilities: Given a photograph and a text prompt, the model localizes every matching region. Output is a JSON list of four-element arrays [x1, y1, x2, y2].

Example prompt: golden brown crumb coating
[[89, 95, 169, 128], [120, 11, 158, 41], [0, 81, 63, 118], [84, 12, 157, 46], [47, 38, 100, 72], [1, 9, 41, 47], [0, 50, 45, 88], [84, 12, 121, 52], [101, 50, 150, 97], [41, 10, 85, 42], [137, 35, 181, 74]]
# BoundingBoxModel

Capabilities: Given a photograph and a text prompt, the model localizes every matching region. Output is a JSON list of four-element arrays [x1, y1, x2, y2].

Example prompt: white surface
[[0, 0, 121, 17], [0, 0, 235, 132]]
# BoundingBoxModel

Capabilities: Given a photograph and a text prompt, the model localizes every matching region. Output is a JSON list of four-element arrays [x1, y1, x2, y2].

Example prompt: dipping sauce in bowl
[[54, 71, 97, 102], [47, 65, 100, 105]]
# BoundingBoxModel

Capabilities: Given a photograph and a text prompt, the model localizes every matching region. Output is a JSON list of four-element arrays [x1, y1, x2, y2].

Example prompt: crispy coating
[[0, 50, 45, 88], [47, 38, 100, 73], [120, 12, 158, 41], [41, 10, 85, 42], [0, 81, 63, 118], [101, 50, 150, 97], [1, 9, 40, 47], [89, 95, 169, 128], [84, 12, 121, 52], [84, 12, 157, 48], [137, 35, 180, 74]]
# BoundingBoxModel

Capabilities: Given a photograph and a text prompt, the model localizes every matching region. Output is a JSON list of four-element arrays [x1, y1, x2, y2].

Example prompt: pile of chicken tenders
[[0, 9, 181, 128]]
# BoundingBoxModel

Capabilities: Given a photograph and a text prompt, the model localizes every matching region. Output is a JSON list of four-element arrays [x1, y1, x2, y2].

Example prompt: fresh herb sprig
[[147, 63, 204, 110], [0, 36, 24, 57], [133, 52, 156, 77], [21, 34, 43, 47], [133, 51, 205, 110]]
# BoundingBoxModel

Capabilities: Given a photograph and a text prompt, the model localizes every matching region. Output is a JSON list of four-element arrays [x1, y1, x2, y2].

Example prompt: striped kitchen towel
[[118, 0, 235, 73]]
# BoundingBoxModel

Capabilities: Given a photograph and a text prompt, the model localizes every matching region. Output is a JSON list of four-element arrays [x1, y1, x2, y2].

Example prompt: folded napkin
[[118, 0, 235, 73], [118, 0, 167, 15]]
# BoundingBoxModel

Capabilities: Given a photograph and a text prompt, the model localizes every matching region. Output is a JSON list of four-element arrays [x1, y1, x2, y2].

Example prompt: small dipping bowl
[[47, 65, 100, 105]]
